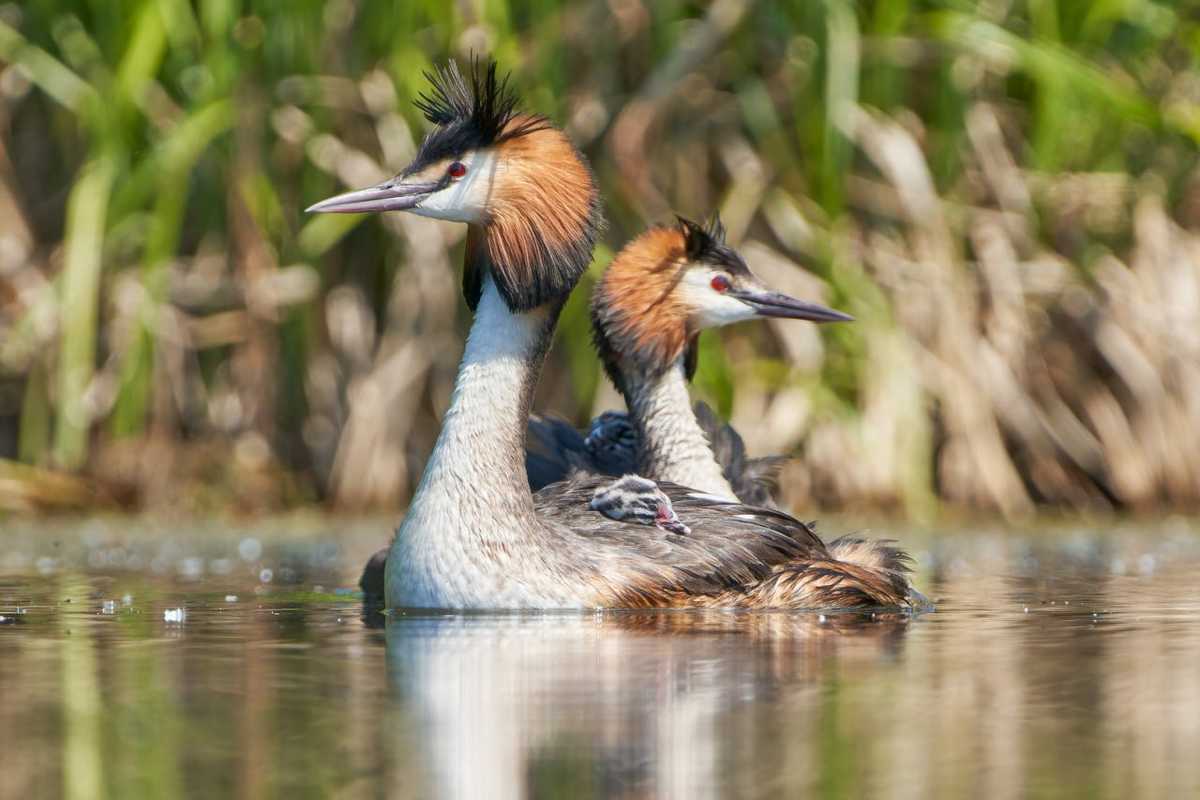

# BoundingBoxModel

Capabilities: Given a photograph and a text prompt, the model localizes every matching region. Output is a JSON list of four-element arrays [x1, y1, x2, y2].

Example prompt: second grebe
[[311, 60, 927, 611], [586, 217, 914, 575], [525, 215, 849, 509]]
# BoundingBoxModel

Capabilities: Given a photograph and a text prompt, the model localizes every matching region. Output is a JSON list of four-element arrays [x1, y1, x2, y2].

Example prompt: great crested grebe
[[586, 216, 914, 576], [525, 215, 846, 509], [310, 60, 928, 610]]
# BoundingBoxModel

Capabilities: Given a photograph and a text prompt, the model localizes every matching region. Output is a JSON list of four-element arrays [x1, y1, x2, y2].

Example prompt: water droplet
[[78, 518, 108, 547], [178, 557, 204, 580], [238, 538, 263, 562]]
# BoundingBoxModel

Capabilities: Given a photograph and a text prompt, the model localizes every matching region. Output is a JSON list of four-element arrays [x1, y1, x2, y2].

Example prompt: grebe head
[[591, 215, 854, 381], [589, 475, 691, 536], [307, 59, 603, 312]]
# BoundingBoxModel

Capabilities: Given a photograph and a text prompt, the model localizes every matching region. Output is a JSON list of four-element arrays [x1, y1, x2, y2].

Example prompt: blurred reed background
[[0, 0, 1197, 518]]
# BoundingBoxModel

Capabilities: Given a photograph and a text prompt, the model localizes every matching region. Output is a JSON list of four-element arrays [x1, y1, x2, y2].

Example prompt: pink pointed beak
[[654, 501, 691, 536]]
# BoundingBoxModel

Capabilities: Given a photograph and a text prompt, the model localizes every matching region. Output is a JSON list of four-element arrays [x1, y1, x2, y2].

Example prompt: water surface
[[2, 516, 1198, 798]]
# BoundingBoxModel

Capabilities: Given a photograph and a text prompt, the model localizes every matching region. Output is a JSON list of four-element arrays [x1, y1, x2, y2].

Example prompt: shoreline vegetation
[[1, 2, 1197, 518]]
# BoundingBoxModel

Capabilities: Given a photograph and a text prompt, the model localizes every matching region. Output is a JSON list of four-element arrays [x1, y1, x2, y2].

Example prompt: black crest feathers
[[677, 215, 745, 273], [406, 58, 550, 173], [409, 58, 603, 314], [414, 58, 521, 142]]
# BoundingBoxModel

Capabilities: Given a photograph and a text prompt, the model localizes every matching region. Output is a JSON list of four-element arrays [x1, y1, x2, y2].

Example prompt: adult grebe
[[586, 216, 915, 576], [525, 217, 844, 506], [311, 60, 927, 611], [526, 215, 849, 509]]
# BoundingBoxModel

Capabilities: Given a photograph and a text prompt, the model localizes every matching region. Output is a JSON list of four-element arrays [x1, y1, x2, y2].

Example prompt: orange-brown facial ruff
[[591, 224, 695, 383], [463, 117, 602, 312], [405, 60, 603, 312]]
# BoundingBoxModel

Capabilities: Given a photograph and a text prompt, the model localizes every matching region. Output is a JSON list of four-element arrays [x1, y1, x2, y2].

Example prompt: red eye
[[447, 161, 467, 178], [710, 274, 731, 292]]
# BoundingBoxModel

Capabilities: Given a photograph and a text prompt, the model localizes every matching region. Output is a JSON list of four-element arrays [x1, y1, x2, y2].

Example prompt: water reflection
[[384, 610, 915, 800], [1, 521, 1199, 798]]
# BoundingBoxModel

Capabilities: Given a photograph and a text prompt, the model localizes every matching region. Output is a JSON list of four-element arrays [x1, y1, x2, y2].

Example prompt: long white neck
[[386, 276, 557, 607], [622, 363, 737, 501]]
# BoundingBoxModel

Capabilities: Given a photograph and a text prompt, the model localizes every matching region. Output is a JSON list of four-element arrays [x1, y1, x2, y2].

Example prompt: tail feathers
[[825, 536, 933, 611], [745, 556, 916, 610], [827, 536, 912, 574]]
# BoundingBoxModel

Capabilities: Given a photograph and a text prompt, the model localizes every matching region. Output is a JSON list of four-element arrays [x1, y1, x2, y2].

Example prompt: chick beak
[[730, 288, 855, 324], [306, 176, 444, 214], [653, 501, 691, 536]]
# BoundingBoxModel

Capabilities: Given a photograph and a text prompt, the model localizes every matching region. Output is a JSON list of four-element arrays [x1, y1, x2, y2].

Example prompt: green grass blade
[[0, 21, 95, 112], [53, 156, 115, 470], [822, 0, 860, 216]]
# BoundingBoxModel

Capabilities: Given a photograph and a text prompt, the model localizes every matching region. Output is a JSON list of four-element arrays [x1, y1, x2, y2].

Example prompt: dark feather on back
[[533, 475, 827, 600], [692, 401, 787, 508], [526, 412, 638, 491], [523, 405, 788, 508]]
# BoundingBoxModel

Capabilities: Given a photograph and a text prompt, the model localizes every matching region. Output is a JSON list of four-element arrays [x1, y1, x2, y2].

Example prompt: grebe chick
[[311, 59, 928, 611], [589, 475, 691, 536]]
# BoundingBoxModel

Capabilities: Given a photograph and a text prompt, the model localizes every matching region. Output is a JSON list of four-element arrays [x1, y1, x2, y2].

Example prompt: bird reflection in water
[[380, 610, 913, 799]]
